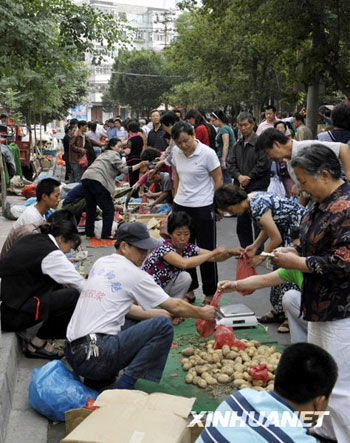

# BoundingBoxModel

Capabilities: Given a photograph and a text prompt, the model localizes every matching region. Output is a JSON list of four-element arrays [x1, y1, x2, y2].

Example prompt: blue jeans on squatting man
[[65, 316, 174, 385]]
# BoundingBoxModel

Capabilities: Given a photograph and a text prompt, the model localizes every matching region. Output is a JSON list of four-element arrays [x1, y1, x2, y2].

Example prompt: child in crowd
[[142, 211, 243, 303]]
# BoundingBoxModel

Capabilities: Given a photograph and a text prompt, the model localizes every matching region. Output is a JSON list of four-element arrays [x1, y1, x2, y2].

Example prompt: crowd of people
[[1, 100, 350, 441]]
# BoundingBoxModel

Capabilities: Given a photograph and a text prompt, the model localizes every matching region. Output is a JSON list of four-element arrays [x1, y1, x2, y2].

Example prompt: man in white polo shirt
[[171, 121, 223, 305], [65, 222, 216, 390], [256, 128, 350, 189]]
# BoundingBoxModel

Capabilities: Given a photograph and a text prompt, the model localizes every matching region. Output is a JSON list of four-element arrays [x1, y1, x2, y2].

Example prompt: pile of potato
[[181, 339, 281, 391]]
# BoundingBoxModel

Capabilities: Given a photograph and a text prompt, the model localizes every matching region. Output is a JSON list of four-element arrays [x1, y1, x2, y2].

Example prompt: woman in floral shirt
[[143, 211, 242, 302], [214, 185, 306, 332], [273, 144, 350, 442]]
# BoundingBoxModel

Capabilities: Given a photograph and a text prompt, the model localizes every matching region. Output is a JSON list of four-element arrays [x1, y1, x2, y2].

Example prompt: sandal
[[257, 310, 285, 324], [25, 341, 64, 360], [183, 291, 196, 304], [277, 320, 290, 334]]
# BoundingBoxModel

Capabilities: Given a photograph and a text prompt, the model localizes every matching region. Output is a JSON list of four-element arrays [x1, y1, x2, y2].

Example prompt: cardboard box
[[62, 390, 196, 443]]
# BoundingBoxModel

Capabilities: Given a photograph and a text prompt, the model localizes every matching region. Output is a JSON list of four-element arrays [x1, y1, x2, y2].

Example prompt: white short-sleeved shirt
[[66, 254, 169, 341], [288, 140, 342, 188], [172, 141, 220, 207], [12, 205, 44, 230]]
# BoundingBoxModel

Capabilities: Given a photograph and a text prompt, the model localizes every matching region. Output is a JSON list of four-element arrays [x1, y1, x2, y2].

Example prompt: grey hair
[[290, 144, 341, 179], [237, 112, 254, 123]]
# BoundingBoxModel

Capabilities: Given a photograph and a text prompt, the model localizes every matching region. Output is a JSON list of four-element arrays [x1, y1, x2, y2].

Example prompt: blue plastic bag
[[29, 360, 98, 422]]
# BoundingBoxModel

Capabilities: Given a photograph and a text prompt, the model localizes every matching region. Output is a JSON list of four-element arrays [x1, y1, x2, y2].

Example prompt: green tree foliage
[[0, 0, 128, 124], [166, 0, 350, 115], [103, 49, 173, 116]]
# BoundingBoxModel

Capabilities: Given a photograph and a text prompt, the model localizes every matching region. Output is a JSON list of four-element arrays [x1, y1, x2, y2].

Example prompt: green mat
[[136, 299, 284, 412]]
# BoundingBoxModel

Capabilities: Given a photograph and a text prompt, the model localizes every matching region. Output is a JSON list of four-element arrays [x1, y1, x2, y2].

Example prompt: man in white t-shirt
[[256, 128, 350, 189], [12, 178, 61, 230], [65, 222, 216, 390]]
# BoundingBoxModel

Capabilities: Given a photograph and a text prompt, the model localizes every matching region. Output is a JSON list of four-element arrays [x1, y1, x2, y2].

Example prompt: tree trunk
[[306, 83, 319, 137], [0, 150, 7, 214]]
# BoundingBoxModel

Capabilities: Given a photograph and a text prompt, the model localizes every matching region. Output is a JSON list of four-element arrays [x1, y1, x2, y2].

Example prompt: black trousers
[[236, 211, 261, 248], [1, 287, 80, 339], [173, 203, 218, 296]]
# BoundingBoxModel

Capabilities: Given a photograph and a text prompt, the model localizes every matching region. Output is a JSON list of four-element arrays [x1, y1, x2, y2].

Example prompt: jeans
[[221, 168, 232, 184], [81, 178, 115, 238], [70, 163, 86, 183], [65, 316, 174, 383]]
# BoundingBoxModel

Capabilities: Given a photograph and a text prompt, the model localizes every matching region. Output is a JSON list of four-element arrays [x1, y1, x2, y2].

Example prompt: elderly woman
[[171, 121, 223, 304], [214, 185, 305, 332], [273, 144, 350, 442]]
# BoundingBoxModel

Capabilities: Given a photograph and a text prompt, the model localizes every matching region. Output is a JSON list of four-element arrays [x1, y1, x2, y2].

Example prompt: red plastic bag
[[22, 184, 37, 199], [214, 325, 235, 348], [214, 326, 246, 350], [236, 254, 257, 295], [78, 153, 88, 168], [248, 364, 269, 383], [195, 290, 221, 338]]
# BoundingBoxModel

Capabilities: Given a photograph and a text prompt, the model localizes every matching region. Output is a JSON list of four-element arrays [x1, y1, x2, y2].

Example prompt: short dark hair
[[211, 110, 228, 124], [171, 121, 194, 140], [160, 111, 179, 127], [274, 343, 338, 404], [290, 144, 342, 179], [185, 109, 206, 128], [108, 118, 114, 124], [265, 105, 276, 113], [70, 118, 78, 126], [150, 109, 161, 116], [274, 120, 287, 131], [141, 147, 160, 161], [167, 211, 193, 234], [105, 137, 121, 150], [36, 178, 60, 202], [256, 128, 289, 151], [40, 220, 81, 249], [214, 185, 248, 210], [127, 121, 139, 133], [331, 103, 350, 130], [293, 112, 305, 124], [78, 120, 87, 128], [88, 121, 97, 131], [0, 114, 7, 119], [47, 209, 76, 226]]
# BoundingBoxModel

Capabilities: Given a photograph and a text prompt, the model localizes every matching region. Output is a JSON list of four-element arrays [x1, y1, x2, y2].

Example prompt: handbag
[[78, 153, 88, 168]]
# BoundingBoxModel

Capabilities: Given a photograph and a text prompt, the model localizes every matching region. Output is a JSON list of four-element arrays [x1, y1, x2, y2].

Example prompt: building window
[[135, 31, 144, 40], [119, 12, 127, 20]]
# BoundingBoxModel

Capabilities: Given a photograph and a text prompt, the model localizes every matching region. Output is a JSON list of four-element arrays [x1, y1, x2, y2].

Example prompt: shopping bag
[[195, 290, 221, 338], [29, 360, 98, 422], [78, 153, 88, 168], [214, 325, 246, 350], [267, 175, 285, 196], [236, 254, 257, 295]]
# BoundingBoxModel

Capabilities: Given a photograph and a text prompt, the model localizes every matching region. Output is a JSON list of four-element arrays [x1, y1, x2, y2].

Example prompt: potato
[[234, 363, 245, 373], [233, 378, 245, 387], [182, 347, 195, 357], [188, 368, 197, 375], [233, 371, 244, 379], [217, 374, 230, 384], [212, 352, 221, 363], [200, 351, 208, 359], [235, 357, 243, 364], [185, 373, 194, 383], [226, 351, 238, 360], [252, 379, 264, 387], [221, 366, 234, 376], [257, 345, 269, 355], [201, 372, 217, 385], [247, 348, 256, 357], [192, 376, 201, 385], [207, 340, 215, 346], [265, 384, 274, 391], [270, 352, 282, 360], [196, 365, 210, 375], [266, 363, 275, 372], [268, 371, 275, 380], [216, 362, 222, 369], [222, 359, 235, 366], [252, 386, 264, 391], [243, 372, 252, 381], [183, 363, 192, 371], [269, 345, 277, 354], [231, 346, 239, 352], [181, 358, 190, 365], [222, 345, 231, 356], [240, 352, 250, 362], [197, 379, 207, 388]]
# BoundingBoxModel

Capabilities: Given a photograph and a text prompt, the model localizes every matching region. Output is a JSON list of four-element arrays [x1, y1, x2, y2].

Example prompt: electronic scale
[[216, 303, 258, 328]]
